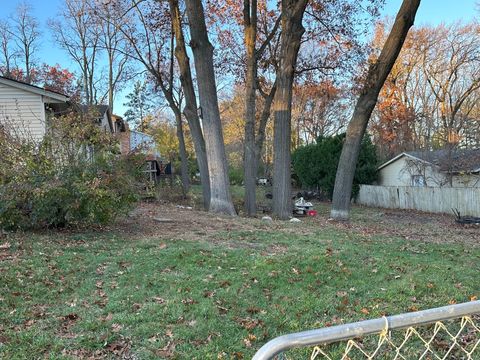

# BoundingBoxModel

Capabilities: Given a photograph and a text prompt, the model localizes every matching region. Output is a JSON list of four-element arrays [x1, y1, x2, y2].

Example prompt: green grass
[[0, 214, 479, 359]]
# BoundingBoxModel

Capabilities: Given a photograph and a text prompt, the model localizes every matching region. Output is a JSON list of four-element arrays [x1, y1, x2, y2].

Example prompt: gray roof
[[78, 104, 110, 116], [406, 149, 480, 173], [0, 75, 69, 103]]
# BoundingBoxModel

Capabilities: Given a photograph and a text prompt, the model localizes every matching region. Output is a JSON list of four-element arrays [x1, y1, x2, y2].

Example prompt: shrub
[[292, 133, 378, 199], [0, 111, 144, 230], [228, 166, 244, 185]]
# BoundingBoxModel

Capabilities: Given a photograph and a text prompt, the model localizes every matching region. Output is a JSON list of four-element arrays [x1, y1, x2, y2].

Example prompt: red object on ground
[[307, 210, 317, 217]]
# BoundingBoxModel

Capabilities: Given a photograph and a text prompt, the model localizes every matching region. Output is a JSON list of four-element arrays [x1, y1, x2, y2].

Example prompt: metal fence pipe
[[252, 300, 480, 360]]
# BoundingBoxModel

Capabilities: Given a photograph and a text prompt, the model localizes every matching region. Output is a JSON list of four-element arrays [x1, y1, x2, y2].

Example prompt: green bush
[[0, 112, 144, 230], [228, 166, 244, 185], [292, 133, 378, 199]]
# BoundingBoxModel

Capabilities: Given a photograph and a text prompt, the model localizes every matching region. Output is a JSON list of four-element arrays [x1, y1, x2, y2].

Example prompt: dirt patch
[[313, 204, 480, 246], [115, 202, 268, 241], [113, 201, 479, 247], [2, 201, 477, 248]]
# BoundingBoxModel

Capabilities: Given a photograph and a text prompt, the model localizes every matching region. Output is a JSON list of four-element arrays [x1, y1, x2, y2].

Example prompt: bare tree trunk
[[174, 110, 190, 195], [331, 0, 421, 220], [169, 0, 211, 210], [244, 0, 258, 216], [272, 0, 308, 220], [184, 0, 236, 215], [255, 81, 277, 174]]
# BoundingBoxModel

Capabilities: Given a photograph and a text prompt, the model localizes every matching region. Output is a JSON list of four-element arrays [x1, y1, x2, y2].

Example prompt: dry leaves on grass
[[111, 323, 123, 333], [235, 317, 264, 330], [106, 338, 131, 357], [156, 340, 176, 358], [152, 296, 166, 304]]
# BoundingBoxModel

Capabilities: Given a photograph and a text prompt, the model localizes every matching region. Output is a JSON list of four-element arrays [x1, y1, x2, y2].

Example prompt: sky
[[0, 0, 478, 116]]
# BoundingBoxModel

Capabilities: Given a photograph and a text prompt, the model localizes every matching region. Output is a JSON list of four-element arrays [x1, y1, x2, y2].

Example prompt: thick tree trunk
[[174, 110, 190, 195], [272, 0, 308, 220], [184, 0, 236, 215], [169, 0, 211, 210], [330, 0, 421, 221], [243, 0, 258, 217]]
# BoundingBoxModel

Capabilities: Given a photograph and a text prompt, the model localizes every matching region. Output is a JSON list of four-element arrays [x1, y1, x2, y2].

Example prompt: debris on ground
[[294, 197, 314, 216], [453, 209, 480, 225], [153, 218, 175, 223]]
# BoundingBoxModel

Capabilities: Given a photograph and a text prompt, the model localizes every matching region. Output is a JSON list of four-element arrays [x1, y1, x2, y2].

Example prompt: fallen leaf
[[203, 290, 215, 298], [232, 351, 244, 359], [106, 339, 130, 356], [152, 297, 166, 304], [247, 306, 261, 314], [24, 319, 35, 328], [111, 323, 122, 333], [181, 298, 198, 305], [63, 313, 79, 321], [156, 341, 176, 358], [360, 308, 370, 315]]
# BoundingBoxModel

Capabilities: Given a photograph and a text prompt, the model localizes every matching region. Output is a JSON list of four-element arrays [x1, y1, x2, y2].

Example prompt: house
[[0, 76, 70, 141], [0, 76, 120, 142], [114, 115, 169, 182], [78, 104, 114, 134], [377, 149, 480, 188]]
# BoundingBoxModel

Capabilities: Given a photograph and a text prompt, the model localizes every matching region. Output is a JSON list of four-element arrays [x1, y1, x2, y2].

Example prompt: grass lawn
[[0, 197, 479, 359]]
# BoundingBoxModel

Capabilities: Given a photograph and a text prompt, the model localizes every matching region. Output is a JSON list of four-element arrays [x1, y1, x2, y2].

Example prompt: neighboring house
[[378, 149, 480, 188], [114, 116, 168, 182], [0, 76, 118, 142], [0, 76, 69, 141], [78, 104, 114, 134]]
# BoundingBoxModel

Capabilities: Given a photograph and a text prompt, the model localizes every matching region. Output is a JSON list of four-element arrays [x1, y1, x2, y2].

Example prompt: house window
[[411, 175, 426, 187]]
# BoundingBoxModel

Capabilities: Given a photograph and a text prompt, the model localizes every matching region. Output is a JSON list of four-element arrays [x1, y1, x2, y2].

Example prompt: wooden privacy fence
[[357, 185, 480, 217]]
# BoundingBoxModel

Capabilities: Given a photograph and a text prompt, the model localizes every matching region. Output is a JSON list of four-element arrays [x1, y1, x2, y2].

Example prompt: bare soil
[[113, 201, 479, 247]]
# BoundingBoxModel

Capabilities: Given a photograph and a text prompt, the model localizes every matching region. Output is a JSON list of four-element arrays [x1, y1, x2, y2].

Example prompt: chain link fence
[[253, 301, 480, 360]]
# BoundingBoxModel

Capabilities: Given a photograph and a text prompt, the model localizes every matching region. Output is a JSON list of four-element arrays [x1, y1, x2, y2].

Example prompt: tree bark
[[330, 0, 421, 221], [272, 0, 308, 220], [174, 110, 190, 195], [169, 0, 211, 210], [243, 0, 258, 216], [184, 0, 236, 215], [255, 81, 277, 173]]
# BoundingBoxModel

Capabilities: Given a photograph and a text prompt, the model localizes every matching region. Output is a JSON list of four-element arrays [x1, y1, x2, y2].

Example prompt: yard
[[0, 196, 479, 359]]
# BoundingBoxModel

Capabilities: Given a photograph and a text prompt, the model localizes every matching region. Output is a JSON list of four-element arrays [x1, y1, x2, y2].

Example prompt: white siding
[[0, 83, 45, 141], [100, 112, 111, 133], [378, 156, 447, 187]]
